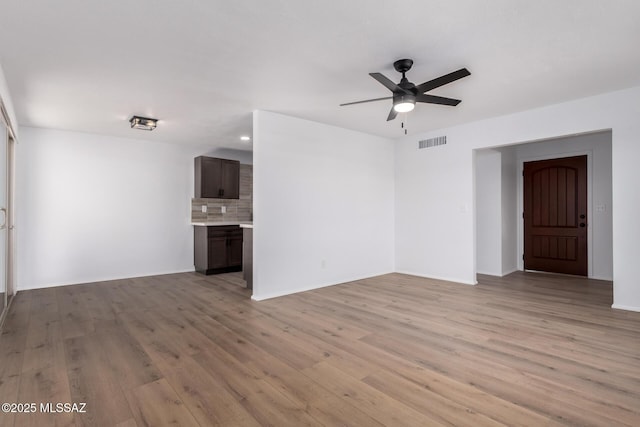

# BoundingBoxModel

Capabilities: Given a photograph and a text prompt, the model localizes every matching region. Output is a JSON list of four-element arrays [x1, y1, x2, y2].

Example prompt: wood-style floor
[[0, 271, 639, 426]]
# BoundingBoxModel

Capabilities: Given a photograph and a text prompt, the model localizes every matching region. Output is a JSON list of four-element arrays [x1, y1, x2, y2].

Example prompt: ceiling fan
[[340, 59, 470, 121]]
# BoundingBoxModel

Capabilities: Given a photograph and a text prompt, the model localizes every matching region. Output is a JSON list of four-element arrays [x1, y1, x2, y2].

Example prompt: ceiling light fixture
[[129, 116, 158, 131], [240, 135, 251, 141], [340, 59, 469, 123], [393, 94, 416, 113]]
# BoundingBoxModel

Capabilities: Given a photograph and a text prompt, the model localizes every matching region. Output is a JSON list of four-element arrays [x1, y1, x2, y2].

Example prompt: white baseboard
[[394, 270, 477, 285], [251, 270, 395, 301], [500, 268, 519, 276], [251, 283, 330, 301], [476, 269, 518, 277], [611, 304, 640, 313], [476, 270, 503, 277], [17, 267, 196, 291], [589, 275, 613, 281]]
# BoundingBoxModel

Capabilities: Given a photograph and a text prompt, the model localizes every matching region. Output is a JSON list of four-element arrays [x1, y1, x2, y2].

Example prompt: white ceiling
[[1, 1, 639, 150]]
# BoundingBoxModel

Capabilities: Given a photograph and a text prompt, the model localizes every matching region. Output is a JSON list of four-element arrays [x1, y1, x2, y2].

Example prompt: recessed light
[[129, 116, 158, 131], [240, 136, 251, 141]]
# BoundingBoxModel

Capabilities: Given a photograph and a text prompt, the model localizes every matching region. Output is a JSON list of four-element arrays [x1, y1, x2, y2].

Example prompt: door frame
[[7, 132, 15, 299], [0, 97, 16, 328], [517, 150, 593, 277]]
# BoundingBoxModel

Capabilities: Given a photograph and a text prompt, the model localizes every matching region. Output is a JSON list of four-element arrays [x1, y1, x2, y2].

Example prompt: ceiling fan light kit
[[340, 58, 470, 124], [393, 94, 416, 113]]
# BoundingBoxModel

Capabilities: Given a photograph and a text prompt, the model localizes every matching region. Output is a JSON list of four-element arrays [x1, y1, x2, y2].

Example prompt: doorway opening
[[474, 130, 612, 281]]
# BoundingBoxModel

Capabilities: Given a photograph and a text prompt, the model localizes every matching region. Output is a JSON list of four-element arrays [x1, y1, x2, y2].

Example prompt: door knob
[[579, 223, 586, 227], [580, 214, 586, 219]]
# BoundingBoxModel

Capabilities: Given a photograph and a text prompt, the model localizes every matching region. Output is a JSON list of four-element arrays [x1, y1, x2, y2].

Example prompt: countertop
[[191, 221, 253, 227]]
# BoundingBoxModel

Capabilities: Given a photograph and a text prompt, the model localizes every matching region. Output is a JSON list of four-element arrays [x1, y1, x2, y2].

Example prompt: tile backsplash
[[191, 164, 252, 222]]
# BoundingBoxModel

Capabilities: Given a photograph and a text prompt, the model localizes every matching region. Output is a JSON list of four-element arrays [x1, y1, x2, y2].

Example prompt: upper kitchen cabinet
[[195, 156, 240, 199]]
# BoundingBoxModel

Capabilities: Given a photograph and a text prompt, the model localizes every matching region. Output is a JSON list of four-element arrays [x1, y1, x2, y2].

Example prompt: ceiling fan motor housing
[[393, 62, 418, 112]]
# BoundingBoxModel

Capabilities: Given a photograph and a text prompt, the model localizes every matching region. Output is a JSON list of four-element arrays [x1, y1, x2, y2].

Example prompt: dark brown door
[[524, 155, 587, 276]]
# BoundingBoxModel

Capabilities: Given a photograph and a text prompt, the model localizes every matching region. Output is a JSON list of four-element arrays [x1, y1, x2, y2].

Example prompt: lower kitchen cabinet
[[194, 225, 243, 275]]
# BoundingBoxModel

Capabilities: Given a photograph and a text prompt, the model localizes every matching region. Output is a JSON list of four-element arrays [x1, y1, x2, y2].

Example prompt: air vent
[[418, 136, 447, 149]]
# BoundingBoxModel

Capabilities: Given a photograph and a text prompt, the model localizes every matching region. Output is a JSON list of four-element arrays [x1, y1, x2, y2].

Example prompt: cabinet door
[[196, 156, 222, 198], [227, 232, 243, 267], [207, 236, 228, 269], [220, 160, 240, 199]]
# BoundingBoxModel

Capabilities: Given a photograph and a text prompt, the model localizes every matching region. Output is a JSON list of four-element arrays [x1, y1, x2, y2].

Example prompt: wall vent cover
[[419, 136, 447, 149]]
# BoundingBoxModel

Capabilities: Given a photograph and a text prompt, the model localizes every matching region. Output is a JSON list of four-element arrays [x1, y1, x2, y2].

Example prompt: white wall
[[395, 86, 640, 311], [252, 111, 395, 300], [474, 145, 519, 277], [500, 147, 518, 275], [395, 132, 476, 284], [514, 131, 612, 280], [475, 149, 502, 275], [16, 127, 197, 290]]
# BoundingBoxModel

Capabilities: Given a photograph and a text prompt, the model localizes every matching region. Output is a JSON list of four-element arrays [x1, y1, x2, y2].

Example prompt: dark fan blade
[[415, 94, 461, 106], [415, 68, 470, 94], [340, 96, 392, 107], [370, 73, 410, 94], [387, 107, 398, 121]]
